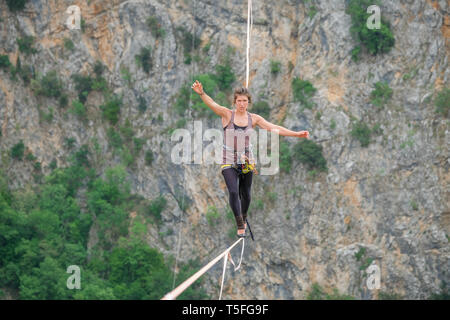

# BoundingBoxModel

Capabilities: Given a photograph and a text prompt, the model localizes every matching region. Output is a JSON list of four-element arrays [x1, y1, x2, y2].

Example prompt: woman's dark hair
[[233, 87, 252, 104]]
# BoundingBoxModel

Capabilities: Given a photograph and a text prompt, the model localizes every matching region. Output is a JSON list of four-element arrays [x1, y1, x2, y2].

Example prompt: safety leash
[[246, 218, 254, 241]]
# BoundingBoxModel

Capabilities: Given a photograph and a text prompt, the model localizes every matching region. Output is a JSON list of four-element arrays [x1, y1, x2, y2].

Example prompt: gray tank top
[[222, 109, 255, 165]]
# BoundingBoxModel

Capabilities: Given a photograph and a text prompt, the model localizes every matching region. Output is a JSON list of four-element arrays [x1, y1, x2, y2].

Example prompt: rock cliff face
[[0, 0, 448, 299]]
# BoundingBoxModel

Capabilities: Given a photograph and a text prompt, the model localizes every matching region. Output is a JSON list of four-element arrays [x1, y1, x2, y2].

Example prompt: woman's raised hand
[[191, 80, 204, 95], [297, 130, 310, 139]]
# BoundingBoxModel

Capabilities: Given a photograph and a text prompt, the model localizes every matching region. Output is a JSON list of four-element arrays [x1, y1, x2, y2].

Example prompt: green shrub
[[179, 74, 215, 117], [64, 137, 76, 149], [293, 139, 327, 172], [279, 140, 292, 174], [63, 38, 75, 51], [0, 55, 11, 70], [177, 68, 234, 118], [120, 146, 134, 167], [435, 87, 449, 117], [270, 60, 281, 75], [146, 16, 165, 38], [370, 81, 393, 108], [347, 0, 395, 60], [41, 106, 54, 123], [351, 121, 371, 147], [100, 95, 122, 125], [71, 145, 90, 167], [307, 5, 318, 19], [145, 150, 154, 166], [11, 140, 25, 160], [148, 196, 167, 224], [202, 41, 212, 53], [135, 47, 152, 73], [206, 205, 220, 226], [59, 93, 68, 107], [26, 152, 36, 161], [378, 291, 403, 300], [176, 27, 201, 64], [315, 111, 322, 120], [34, 71, 63, 98], [213, 64, 236, 91], [429, 282, 450, 300], [306, 283, 354, 300], [6, 0, 29, 11], [354, 247, 366, 261], [292, 77, 316, 109], [120, 119, 135, 142], [17, 36, 38, 55], [33, 161, 42, 171], [330, 119, 337, 130], [107, 127, 123, 149], [215, 91, 229, 107], [49, 159, 57, 170], [410, 200, 418, 211], [71, 74, 94, 103], [252, 101, 271, 119], [18, 63, 34, 85], [351, 46, 361, 62], [93, 60, 105, 78], [174, 85, 191, 116], [138, 96, 147, 113], [87, 166, 130, 243], [133, 137, 145, 154], [70, 100, 87, 119]]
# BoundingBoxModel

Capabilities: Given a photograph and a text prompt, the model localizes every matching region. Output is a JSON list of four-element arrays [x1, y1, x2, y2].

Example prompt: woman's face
[[235, 95, 249, 112]]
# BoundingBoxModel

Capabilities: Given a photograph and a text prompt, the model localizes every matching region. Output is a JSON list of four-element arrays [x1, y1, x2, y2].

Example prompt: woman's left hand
[[297, 130, 310, 139]]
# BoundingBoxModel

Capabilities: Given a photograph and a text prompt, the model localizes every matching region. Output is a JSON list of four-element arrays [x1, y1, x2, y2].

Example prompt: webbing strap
[[161, 238, 245, 300], [219, 238, 245, 300], [246, 0, 253, 88]]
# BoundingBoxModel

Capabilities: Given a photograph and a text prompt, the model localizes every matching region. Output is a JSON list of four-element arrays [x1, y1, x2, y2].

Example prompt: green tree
[[17, 36, 37, 55], [35, 71, 63, 98], [0, 55, 11, 70], [351, 121, 371, 147], [270, 60, 281, 75], [292, 77, 316, 109], [135, 47, 152, 73], [213, 64, 235, 91], [148, 195, 167, 224], [435, 87, 449, 117], [347, 0, 395, 60], [279, 140, 292, 174], [100, 95, 122, 125], [370, 81, 393, 108], [147, 16, 166, 38], [11, 140, 25, 160], [108, 238, 172, 299], [6, 0, 29, 11], [19, 257, 68, 299], [251, 101, 271, 119], [293, 139, 327, 172], [71, 74, 94, 103]]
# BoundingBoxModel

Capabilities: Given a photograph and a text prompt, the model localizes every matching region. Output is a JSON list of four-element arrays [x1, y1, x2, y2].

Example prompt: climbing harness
[[220, 161, 258, 175]]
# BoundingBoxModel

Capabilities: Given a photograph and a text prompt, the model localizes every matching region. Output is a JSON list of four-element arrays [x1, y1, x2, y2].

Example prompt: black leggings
[[221, 167, 253, 230]]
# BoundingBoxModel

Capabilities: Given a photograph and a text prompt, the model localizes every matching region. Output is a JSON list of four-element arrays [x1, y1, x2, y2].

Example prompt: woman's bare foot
[[237, 228, 246, 236]]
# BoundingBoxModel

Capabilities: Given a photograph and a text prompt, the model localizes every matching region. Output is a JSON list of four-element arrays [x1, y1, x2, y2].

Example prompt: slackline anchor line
[[161, 238, 245, 300]]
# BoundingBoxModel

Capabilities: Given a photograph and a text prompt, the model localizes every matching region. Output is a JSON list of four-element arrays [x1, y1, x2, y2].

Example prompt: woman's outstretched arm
[[254, 114, 309, 138], [191, 80, 230, 117]]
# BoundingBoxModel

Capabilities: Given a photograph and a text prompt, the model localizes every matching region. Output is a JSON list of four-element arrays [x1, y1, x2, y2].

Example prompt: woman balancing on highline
[[191, 80, 310, 238]]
